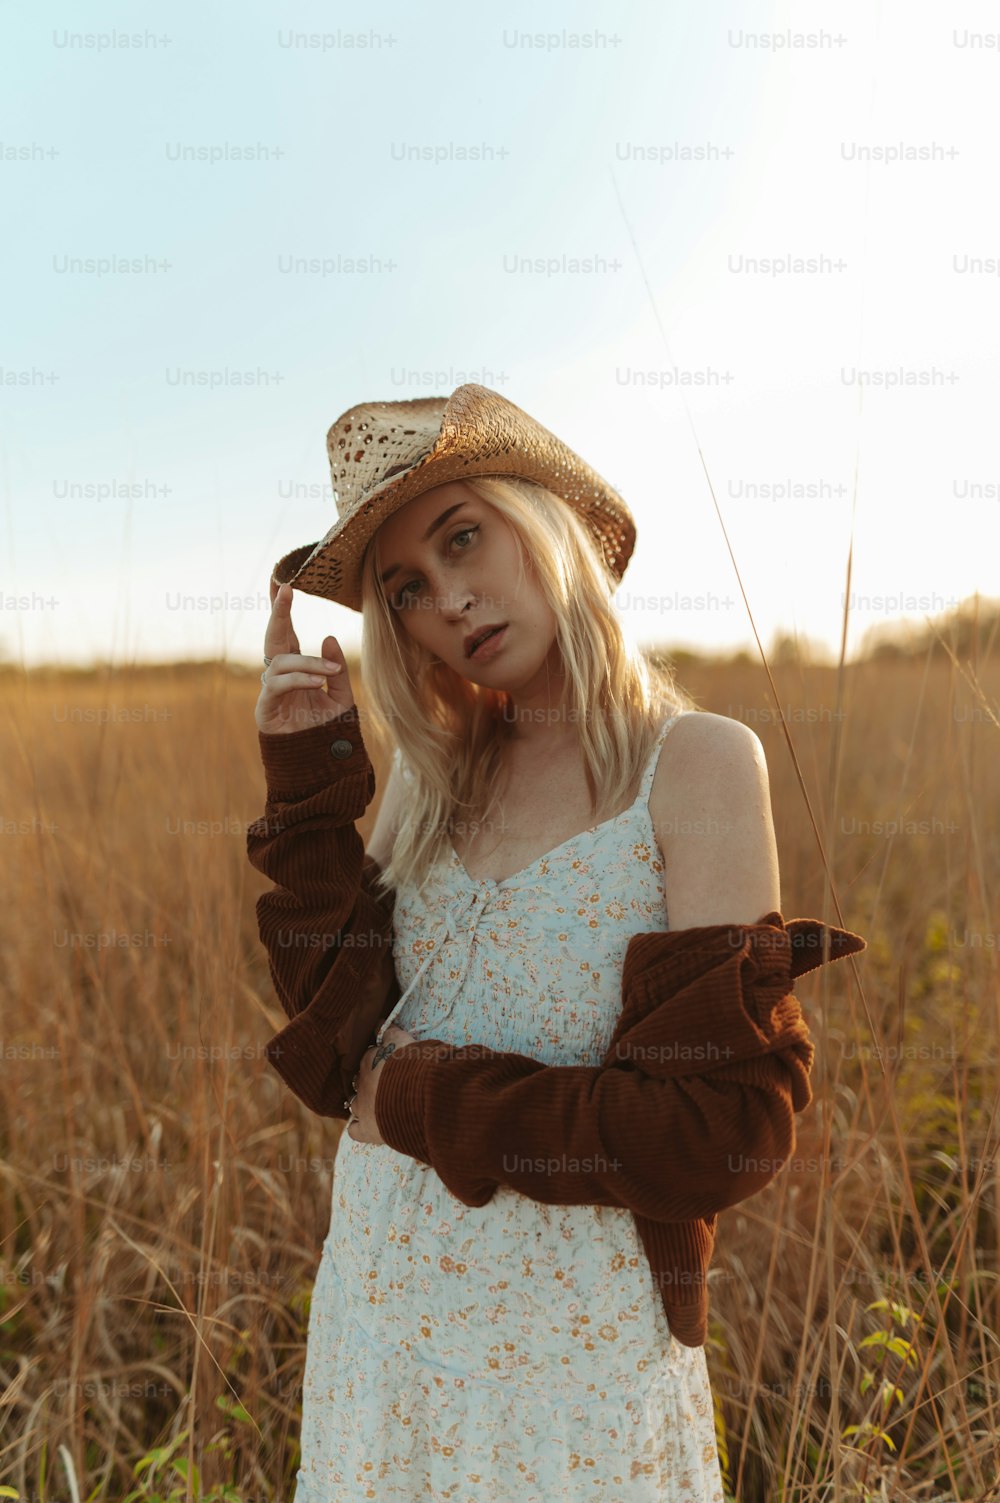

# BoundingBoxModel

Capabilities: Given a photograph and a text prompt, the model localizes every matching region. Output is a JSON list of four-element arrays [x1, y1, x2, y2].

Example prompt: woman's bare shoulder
[[651, 709, 766, 812], [662, 707, 761, 758], [648, 710, 779, 926]]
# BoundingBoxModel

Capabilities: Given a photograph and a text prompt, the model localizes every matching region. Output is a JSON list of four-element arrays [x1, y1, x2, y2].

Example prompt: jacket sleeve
[[373, 912, 866, 1223], [245, 704, 401, 1120]]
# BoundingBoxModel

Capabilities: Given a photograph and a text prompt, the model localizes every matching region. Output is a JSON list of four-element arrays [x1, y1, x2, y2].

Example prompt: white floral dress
[[293, 710, 726, 1502]]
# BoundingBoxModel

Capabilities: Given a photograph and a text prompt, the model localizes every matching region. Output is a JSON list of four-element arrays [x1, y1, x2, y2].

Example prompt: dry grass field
[[2, 633, 999, 1501]]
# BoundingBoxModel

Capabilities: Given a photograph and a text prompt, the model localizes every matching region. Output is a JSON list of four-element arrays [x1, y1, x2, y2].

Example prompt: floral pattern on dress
[[293, 710, 726, 1502]]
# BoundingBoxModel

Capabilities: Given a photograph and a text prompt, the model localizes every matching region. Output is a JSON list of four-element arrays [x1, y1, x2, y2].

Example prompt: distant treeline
[[1, 594, 996, 676]]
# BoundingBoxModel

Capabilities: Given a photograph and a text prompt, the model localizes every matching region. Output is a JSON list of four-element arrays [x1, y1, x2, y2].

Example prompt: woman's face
[[372, 481, 561, 691]]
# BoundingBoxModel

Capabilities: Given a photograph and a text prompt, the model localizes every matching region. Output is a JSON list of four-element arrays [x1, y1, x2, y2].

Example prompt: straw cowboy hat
[[270, 382, 636, 612]]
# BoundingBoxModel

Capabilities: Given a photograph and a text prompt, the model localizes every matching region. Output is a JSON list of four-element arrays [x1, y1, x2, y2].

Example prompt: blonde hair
[[358, 475, 701, 898]]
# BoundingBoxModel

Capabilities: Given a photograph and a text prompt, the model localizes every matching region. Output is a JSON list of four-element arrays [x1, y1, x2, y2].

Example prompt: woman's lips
[[468, 624, 508, 662]]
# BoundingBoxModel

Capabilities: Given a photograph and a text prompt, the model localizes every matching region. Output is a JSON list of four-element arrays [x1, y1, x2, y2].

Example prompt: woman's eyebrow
[[379, 503, 472, 585]]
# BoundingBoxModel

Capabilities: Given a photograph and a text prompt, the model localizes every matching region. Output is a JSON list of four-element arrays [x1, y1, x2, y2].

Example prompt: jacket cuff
[[374, 1039, 454, 1162], [257, 703, 369, 799]]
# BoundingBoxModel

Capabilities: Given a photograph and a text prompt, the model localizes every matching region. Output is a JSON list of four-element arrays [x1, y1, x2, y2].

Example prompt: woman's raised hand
[[255, 579, 357, 735]]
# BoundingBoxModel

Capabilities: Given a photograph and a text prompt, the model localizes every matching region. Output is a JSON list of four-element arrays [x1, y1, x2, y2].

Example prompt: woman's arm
[[373, 913, 865, 1221], [246, 704, 401, 1118]]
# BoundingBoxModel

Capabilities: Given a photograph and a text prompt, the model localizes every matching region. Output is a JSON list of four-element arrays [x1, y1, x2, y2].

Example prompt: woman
[[253, 384, 787, 1501]]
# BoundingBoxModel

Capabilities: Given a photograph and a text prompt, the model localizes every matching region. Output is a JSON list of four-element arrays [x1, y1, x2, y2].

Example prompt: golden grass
[[2, 646, 999, 1502]]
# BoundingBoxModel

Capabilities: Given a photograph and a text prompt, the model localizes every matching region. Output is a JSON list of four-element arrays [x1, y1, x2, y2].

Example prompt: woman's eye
[[393, 526, 478, 608]]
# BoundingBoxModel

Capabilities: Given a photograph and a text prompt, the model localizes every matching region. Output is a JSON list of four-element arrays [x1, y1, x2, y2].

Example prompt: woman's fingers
[[265, 581, 301, 660], [266, 653, 342, 677], [256, 578, 356, 733], [265, 671, 330, 693]]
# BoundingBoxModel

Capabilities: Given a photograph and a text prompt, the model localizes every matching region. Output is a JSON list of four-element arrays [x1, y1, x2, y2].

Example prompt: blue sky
[[2, 0, 998, 668]]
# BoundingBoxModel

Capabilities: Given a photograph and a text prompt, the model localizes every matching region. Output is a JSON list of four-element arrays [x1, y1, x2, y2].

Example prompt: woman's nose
[[437, 581, 478, 617]]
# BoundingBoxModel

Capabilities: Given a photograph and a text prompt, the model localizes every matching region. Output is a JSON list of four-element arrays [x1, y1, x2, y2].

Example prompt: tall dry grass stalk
[[2, 637, 999, 1501]]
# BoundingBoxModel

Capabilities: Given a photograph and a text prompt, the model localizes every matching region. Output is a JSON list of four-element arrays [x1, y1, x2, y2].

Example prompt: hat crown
[[326, 395, 450, 517]]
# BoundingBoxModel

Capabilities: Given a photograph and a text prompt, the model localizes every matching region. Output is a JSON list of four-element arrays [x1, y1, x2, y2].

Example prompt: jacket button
[[329, 738, 353, 759]]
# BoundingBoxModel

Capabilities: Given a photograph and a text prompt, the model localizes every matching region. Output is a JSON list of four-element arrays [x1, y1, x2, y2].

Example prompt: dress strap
[[638, 709, 691, 805]]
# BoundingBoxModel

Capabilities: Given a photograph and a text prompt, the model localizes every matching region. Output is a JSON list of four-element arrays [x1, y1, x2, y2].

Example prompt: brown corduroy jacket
[[246, 703, 867, 1348]]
